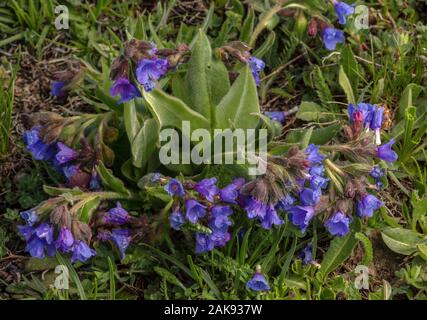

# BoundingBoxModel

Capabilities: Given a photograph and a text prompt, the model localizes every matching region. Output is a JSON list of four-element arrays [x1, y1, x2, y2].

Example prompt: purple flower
[[21, 210, 38, 226], [26, 237, 47, 259], [348, 103, 374, 128], [164, 179, 185, 197], [110, 76, 141, 104], [288, 205, 315, 232], [89, 170, 101, 190], [62, 164, 80, 181], [71, 240, 96, 263], [219, 178, 245, 204], [322, 27, 345, 51], [136, 58, 169, 92], [169, 209, 185, 230], [377, 139, 398, 163], [195, 233, 215, 253], [310, 175, 329, 190], [17, 225, 34, 241], [333, 1, 355, 25], [356, 194, 383, 218], [309, 164, 325, 176], [324, 211, 351, 237], [306, 144, 324, 165], [248, 57, 265, 86], [105, 202, 130, 225], [194, 177, 219, 202], [276, 194, 295, 211], [22, 126, 55, 161], [111, 229, 131, 259], [210, 231, 231, 247], [264, 111, 286, 123], [245, 197, 268, 220], [301, 245, 313, 265], [55, 142, 78, 165], [370, 165, 384, 187], [261, 205, 283, 229], [55, 227, 74, 253], [209, 206, 233, 233], [185, 199, 207, 224], [51, 81, 66, 97], [371, 107, 384, 145], [34, 223, 54, 245], [247, 267, 270, 292], [299, 188, 321, 206]]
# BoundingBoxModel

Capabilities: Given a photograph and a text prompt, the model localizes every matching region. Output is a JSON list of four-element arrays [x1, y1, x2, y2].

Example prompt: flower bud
[[68, 171, 91, 189], [72, 220, 92, 242], [50, 205, 72, 229], [308, 18, 318, 37]]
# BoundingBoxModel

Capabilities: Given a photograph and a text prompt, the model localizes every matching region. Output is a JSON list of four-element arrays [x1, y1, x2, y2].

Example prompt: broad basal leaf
[[215, 65, 260, 130]]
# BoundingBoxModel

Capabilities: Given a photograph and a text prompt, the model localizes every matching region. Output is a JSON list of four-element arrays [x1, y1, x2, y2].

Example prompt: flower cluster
[[23, 126, 100, 190], [17, 209, 95, 263], [109, 40, 188, 104], [163, 177, 242, 253], [320, 1, 355, 51]]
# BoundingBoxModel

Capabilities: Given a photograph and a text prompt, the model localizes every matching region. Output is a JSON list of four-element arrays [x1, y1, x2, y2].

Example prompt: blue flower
[[261, 205, 283, 229], [377, 139, 398, 163], [209, 205, 233, 233], [136, 58, 169, 92], [324, 211, 351, 237], [322, 27, 345, 51], [276, 194, 295, 211], [17, 225, 34, 241], [309, 174, 329, 190], [110, 229, 131, 259], [305, 144, 324, 165], [26, 237, 48, 259], [34, 223, 54, 245], [104, 202, 130, 225], [71, 240, 96, 263], [62, 164, 80, 181], [245, 197, 268, 220], [210, 231, 231, 247], [110, 76, 141, 104], [356, 194, 383, 218], [164, 178, 185, 197], [301, 245, 313, 265], [51, 81, 66, 97], [333, 1, 355, 25], [348, 103, 375, 128], [22, 126, 56, 161], [195, 233, 215, 253], [185, 199, 207, 224], [55, 227, 74, 253], [194, 177, 219, 202], [169, 209, 185, 230], [21, 210, 38, 226], [309, 164, 325, 177], [89, 170, 101, 190], [55, 142, 78, 165], [299, 188, 321, 206], [219, 178, 245, 204], [370, 166, 384, 187], [264, 111, 286, 123], [248, 57, 265, 86], [288, 205, 315, 232], [246, 266, 270, 292]]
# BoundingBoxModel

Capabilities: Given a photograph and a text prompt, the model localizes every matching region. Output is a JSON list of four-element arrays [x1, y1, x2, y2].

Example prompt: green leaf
[[319, 220, 361, 280], [240, 6, 255, 43], [417, 244, 427, 261], [296, 101, 329, 122], [338, 66, 356, 104], [340, 45, 359, 98], [143, 88, 209, 134], [398, 84, 423, 120], [123, 99, 141, 143], [215, 65, 260, 130], [154, 266, 186, 291], [131, 118, 159, 169], [56, 253, 87, 300], [186, 30, 230, 120], [96, 161, 130, 196], [381, 227, 425, 255], [355, 232, 373, 266], [78, 196, 101, 223], [43, 185, 83, 196]]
